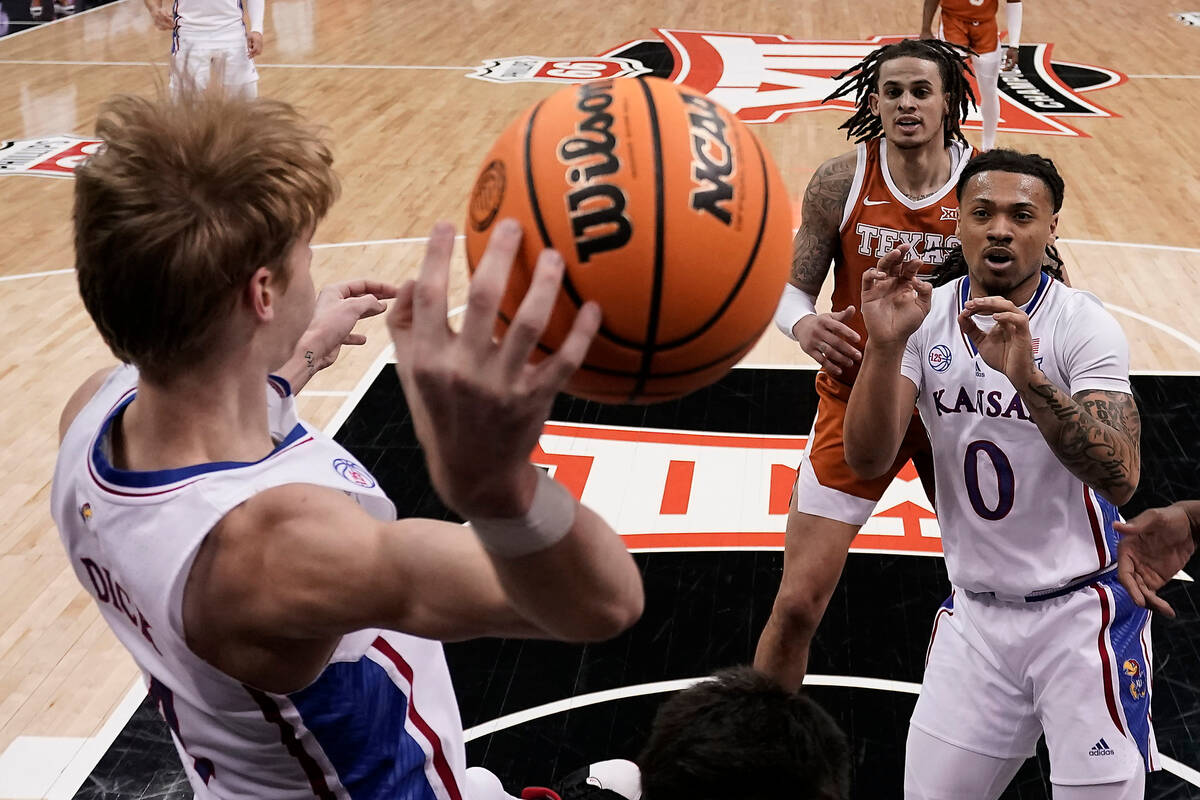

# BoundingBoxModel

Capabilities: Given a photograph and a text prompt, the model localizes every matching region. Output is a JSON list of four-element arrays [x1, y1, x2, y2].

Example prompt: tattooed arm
[[790, 151, 856, 296], [783, 151, 864, 374], [959, 295, 1140, 506], [1019, 380, 1141, 506]]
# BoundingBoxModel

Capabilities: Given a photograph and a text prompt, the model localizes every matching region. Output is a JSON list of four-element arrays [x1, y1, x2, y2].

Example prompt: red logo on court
[[0, 136, 103, 179], [469, 30, 1126, 137]]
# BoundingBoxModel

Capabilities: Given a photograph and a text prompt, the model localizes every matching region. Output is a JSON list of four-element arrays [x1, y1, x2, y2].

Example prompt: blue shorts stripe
[[1102, 577, 1155, 771], [290, 656, 439, 800]]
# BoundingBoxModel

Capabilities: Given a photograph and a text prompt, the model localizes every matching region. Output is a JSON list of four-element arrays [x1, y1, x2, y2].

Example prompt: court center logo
[[333, 458, 376, 489], [469, 30, 1125, 137], [0, 136, 102, 179]]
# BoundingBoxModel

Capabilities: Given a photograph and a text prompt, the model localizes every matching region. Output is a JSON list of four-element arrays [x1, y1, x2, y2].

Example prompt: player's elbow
[[1101, 474, 1140, 507], [563, 584, 644, 642]]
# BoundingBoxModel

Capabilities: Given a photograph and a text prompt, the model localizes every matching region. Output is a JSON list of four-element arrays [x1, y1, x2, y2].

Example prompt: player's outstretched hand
[[388, 220, 602, 521], [247, 32, 264, 58], [298, 279, 394, 375], [1116, 504, 1196, 618], [860, 244, 931, 346], [958, 296, 1035, 382]]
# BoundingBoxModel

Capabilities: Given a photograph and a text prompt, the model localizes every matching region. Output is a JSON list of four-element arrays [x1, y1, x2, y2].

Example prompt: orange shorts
[[940, 12, 999, 55], [793, 371, 930, 526]]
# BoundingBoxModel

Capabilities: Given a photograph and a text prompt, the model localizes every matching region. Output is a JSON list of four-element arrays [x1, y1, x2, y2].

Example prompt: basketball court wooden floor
[[1, 1, 1198, 798]]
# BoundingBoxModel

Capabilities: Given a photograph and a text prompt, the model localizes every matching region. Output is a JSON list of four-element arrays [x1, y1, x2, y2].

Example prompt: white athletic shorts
[[911, 573, 1158, 785], [170, 44, 259, 97]]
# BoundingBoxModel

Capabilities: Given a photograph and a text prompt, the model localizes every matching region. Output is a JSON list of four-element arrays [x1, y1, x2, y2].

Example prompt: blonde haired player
[[144, 0, 265, 98], [54, 89, 642, 800], [921, 0, 1023, 151]]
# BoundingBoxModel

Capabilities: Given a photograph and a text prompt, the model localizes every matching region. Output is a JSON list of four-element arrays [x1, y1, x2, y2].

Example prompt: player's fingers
[[964, 296, 1020, 315], [348, 294, 386, 319], [459, 218, 522, 351], [876, 247, 907, 276], [343, 333, 367, 346], [899, 252, 926, 281], [1117, 552, 1146, 608], [412, 223, 455, 347], [914, 278, 933, 301], [387, 279, 418, 368], [822, 333, 862, 365], [1143, 586, 1176, 618], [825, 316, 862, 344], [337, 279, 399, 300], [537, 301, 601, 389], [500, 249, 564, 375], [956, 308, 985, 344]]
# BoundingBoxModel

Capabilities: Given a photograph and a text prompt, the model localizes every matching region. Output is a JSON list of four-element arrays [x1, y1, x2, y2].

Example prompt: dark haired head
[[638, 667, 849, 800], [824, 38, 976, 147], [930, 148, 1067, 286]]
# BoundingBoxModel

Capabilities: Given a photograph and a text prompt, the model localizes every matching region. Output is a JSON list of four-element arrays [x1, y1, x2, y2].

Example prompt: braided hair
[[928, 149, 1068, 287], [824, 38, 977, 147]]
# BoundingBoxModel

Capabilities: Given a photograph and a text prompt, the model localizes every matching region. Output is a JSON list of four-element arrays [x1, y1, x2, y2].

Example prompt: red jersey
[[939, 0, 998, 23], [831, 138, 976, 385]]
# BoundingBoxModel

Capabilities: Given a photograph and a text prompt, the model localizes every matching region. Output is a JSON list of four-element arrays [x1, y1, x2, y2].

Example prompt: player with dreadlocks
[[757, 38, 979, 690]]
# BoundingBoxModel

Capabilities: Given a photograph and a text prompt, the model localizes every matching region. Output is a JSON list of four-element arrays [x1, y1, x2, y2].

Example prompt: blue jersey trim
[[90, 393, 308, 489], [289, 656, 438, 800]]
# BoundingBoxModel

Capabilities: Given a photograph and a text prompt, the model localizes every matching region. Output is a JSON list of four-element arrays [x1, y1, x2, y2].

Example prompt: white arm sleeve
[[1060, 291, 1131, 396], [1006, 1, 1022, 47], [773, 283, 818, 341], [246, 0, 265, 33]]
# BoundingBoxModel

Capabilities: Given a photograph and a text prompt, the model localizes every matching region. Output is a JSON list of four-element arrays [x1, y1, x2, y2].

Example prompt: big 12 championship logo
[[469, 30, 1125, 137]]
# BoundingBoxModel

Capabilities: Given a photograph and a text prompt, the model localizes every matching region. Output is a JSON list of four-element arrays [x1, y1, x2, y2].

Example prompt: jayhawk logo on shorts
[[1123, 659, 1147, 700]]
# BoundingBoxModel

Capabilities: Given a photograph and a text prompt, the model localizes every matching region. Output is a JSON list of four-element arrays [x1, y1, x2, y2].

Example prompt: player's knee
[[770, 582, 831, 637]]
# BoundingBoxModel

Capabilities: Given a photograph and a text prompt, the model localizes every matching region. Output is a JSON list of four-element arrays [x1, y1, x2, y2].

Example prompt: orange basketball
[[465, 76, 791, 404]]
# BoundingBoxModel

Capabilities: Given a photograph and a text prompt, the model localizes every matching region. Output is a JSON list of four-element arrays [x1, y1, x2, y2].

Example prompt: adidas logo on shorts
[[1089, 738, 1116, 757]]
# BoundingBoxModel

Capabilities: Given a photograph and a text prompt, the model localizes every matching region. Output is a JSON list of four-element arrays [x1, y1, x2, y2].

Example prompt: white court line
[[5, 235, 1198, 284], [1127, 74, 1200, 79], [311, 234, 463, 250], [323, 343, 395, 436], [1057, 237, 1200, 256], [0, 267, 74, 283], [296, 389, 350, 397], [1106, 303, 1200, 356], [462, 676, 1200, 786], [0, 58, 472, 70], [0, 0, 129, 45]]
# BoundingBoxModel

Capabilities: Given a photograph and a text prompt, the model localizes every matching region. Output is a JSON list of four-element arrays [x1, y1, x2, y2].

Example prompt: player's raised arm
[[959, 295, 1141, 506], [773, 152, 863, 377], [844, 246, 929, 478]]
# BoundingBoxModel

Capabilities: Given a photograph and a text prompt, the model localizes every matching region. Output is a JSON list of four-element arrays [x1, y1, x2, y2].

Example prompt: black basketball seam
[[632, 76, 667, 402], [523, 93, 631, 347], [655, 122, 773, 349], [523, 99, 554, 250]]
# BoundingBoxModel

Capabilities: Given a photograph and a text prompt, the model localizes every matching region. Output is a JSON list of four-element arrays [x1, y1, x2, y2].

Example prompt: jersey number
[[963, 440, 1014, 520], [149, 674, 216, 784]]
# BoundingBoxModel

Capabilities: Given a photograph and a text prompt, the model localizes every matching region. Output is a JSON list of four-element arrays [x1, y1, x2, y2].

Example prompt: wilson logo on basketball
[[468, 160, 506, 232], [558, 80, 632, 262], [683, 94, 735, 226], [469, 31, 1126, 138]]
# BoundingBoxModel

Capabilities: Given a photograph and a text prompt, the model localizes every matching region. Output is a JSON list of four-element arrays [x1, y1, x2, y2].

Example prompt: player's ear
[[248, 266, 276, 322], [868, 91, 880, 117], [1046, 213, 1059, 246]]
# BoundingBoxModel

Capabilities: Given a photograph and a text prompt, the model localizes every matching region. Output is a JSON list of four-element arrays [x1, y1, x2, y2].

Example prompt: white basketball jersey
[[52, 365, 469, 800], [900, 273, 1133, 597], [172, 0, 254, 50]]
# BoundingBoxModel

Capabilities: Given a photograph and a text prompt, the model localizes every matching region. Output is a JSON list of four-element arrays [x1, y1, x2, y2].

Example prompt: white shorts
[[911, 575, 1158, 785], [170, 45, 259, 96]]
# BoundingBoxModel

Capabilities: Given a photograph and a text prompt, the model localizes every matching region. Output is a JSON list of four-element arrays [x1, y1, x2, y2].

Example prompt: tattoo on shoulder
[[791, 155, 856, 289]]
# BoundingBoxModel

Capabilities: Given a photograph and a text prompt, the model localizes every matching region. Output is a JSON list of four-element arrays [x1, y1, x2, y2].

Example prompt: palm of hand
[[972, 325, 1027, 377]]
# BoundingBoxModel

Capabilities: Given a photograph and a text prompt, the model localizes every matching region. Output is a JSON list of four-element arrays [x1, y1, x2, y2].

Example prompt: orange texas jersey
[[830, 138, 976, 386], [939, 0, 998, 24]]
